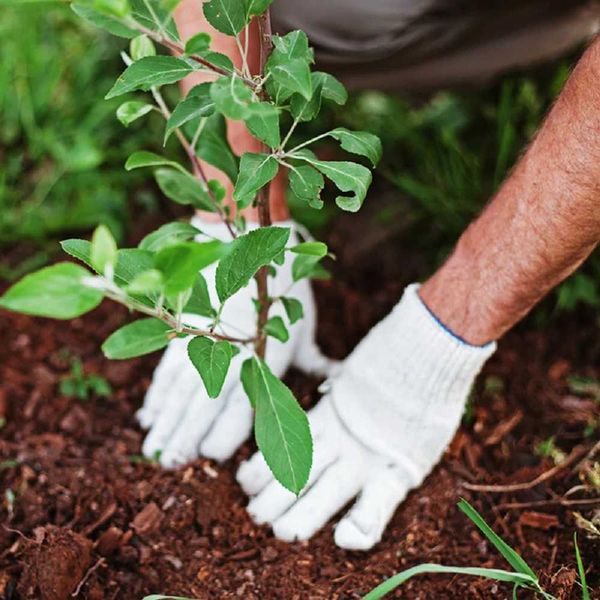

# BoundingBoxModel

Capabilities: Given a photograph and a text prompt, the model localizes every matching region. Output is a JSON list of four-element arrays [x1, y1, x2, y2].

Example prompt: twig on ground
[[72, 557, 106, 597], [462, 444, 589, 493]]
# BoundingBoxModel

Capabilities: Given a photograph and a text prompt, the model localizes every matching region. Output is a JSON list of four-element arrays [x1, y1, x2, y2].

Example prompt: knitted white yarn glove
[[237, 284, 496, 550], [138, 218, 335, 467]]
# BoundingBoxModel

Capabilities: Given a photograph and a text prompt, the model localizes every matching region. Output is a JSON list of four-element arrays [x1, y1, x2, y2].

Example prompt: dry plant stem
[[463, 444, 589, 493], [253, 10, 274, 359]]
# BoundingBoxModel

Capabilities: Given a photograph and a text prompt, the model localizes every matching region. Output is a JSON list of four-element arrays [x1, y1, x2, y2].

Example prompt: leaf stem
[[280, 115, 301, 150], [286, 132, 331, 156]]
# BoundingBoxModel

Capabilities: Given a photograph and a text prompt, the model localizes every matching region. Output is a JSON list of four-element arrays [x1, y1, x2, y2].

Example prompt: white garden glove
[[237, 284, 496, 550], [138, 217, 335, 467]]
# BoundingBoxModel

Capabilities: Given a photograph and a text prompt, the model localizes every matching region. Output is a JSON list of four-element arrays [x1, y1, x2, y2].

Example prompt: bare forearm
[[421, 37, 600, 345]]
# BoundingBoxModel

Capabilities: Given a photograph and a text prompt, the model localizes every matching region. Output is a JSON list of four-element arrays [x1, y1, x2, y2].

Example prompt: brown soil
[[1, 205, 599, 599]]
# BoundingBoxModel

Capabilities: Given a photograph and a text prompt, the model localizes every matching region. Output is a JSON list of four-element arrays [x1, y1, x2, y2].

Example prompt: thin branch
[[149, 83, 237, 239], [134, 23, 258, 89], [99, 286, 254, 344]]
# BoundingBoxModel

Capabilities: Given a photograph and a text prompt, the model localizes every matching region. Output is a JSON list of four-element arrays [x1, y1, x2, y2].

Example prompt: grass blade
[[458, 499, 537, 580], [362, 564, 536, 600], [574, 534, 590, 600]]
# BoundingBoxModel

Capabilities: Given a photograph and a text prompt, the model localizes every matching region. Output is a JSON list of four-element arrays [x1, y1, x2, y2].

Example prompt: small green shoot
[[535, 436, 566, 465], [567, 375, 600, 403], [59, 358, 112, 400]]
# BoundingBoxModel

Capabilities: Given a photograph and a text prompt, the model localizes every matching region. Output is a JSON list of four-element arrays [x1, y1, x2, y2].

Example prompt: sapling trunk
[[254, 9, 275, 359]]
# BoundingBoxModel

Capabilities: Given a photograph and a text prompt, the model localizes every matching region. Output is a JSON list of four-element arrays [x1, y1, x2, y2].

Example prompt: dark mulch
[[1, 203, 599, 599]]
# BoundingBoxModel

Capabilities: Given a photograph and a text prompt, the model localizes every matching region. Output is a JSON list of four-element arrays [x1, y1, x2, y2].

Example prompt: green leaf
[[209, 179, 227, 203], [330, 128, 382, 166], [160, 0, 182, 12], [241, 357, 312, 494], [266, 31, 314, 102], [362, 564, 537, 600], [289, 241, 327, 257], [458, 500, 538, 579], [164, 83, 215, 143], [195, 113, 239, 182], [290, 72, 347, 122], [93, 0, 131, 17], [211, 76, 255, 120], [265, 316, 289, 342], [245, 103, 280, 148], [91, 225, 118, 274], [139, 221, 202, 252], [289, 165, 324, 208], [125, 151, 186, 173], [105, 56, 194, 99], [270, 59, 312, 101], [198, 50, 234, 73], [272, 31, 313, 64], [0, 263, 102, 320], [233, 153, 278, 208], [202, 0, 246, 36], [130, 0, 179, 40], [185, 32, 211, 54], [126, 269, 164, 294], [102, 318, 172, 359], [292, 255, 329, 282], [299, 157, 372, 212], [155, 241, 227, 295], [130, 34, 156, 60], [183, 273, 215, 317], [114, 249, 155, 287], [187, 336, 235, 398], [216, 226, 290, 302], [317, 72, 348, 105], [71, 3, 138, 37], [244, 0, 273, 18], [281, 297, 303, 324], [61, 239, 94, 268], [116, 101, 154, 127], [154, 168, 214, 211], [61, 240, 155, 290]]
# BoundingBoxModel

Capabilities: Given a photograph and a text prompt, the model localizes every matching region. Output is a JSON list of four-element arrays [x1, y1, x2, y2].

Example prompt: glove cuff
[[330, 283, 496, 479], [396, 283, 497, 390]]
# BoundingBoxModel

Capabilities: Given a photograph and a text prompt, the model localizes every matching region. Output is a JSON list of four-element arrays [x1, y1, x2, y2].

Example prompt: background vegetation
[[2, 1, 597, 312]]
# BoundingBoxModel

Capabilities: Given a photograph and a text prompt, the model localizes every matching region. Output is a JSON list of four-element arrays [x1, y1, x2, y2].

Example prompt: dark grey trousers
[[271, 0, 600, 90]]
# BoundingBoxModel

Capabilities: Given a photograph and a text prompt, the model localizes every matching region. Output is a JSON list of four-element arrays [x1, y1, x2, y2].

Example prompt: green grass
[[363, 499, 591, 600], [0, 2, 170, 277], [327, 56, 600, 314]]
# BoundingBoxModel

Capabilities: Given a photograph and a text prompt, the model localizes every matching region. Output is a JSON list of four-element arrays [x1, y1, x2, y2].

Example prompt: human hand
[[237, 284, 496, 550], [138, 218, 335, 467]]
